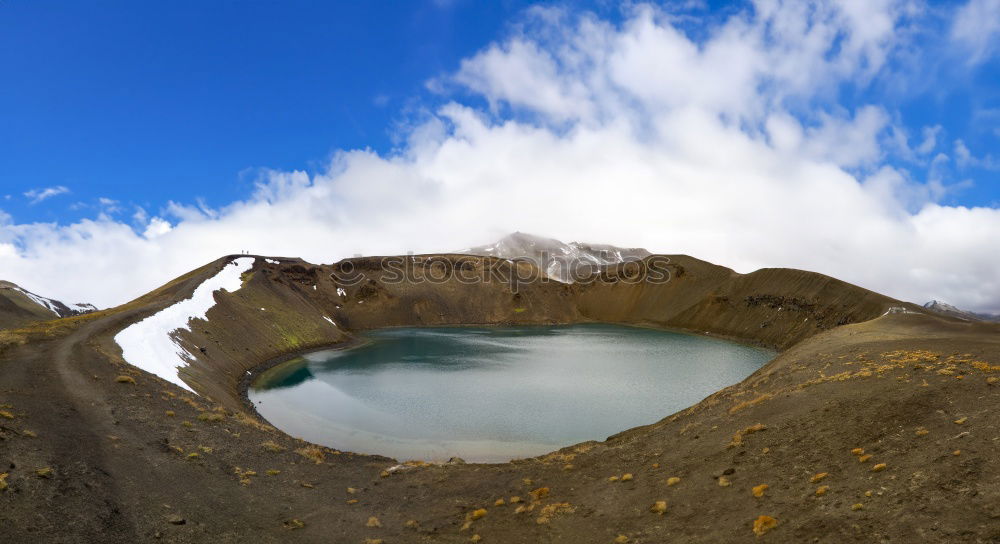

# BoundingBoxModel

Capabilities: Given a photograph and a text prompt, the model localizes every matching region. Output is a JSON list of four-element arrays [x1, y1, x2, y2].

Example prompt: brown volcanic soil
[[1, 254, 999, 543]]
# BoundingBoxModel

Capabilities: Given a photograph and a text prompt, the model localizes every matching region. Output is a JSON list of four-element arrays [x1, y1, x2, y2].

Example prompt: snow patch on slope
[[114, 257, 255, 391]]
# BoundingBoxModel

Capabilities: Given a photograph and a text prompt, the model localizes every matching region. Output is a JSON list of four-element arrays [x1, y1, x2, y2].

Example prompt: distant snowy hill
[[0, 280, 96, 329], [922, 300, 1000, 322], [460, 232, 651, 282]]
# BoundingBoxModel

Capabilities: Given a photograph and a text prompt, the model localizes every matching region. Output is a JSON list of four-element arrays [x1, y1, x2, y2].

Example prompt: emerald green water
[[249, 324, 773, 463]]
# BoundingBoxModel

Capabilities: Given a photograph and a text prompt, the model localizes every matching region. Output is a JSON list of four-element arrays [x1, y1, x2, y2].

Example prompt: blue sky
[[1, 0, 1000, 313], [1, 0, 622, 223]]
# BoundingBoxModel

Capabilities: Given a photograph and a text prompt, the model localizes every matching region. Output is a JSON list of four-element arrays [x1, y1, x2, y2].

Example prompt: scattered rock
[[667, 476, 681, 486], [35, 467, 53, 479], [366, 516, 381, 528], [752, 484, 768, 497], [166, 514, 186, 525]]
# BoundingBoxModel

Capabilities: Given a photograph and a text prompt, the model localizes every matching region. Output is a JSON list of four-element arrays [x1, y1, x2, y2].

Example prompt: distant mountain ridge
[[922, 300, 1000, 322], [460, 232, 651, 283], [0, 280, 96, 329]]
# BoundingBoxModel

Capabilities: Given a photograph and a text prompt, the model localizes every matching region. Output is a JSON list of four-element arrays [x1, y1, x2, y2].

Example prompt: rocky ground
[[1, 255, 998, 543]]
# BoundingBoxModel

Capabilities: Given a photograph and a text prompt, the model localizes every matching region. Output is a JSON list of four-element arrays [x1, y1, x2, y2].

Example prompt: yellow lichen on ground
[[614, 535, 629, 543], [0, 472, 8, 491], [620, 473, 633, 482], [470, 535, 482, 543], [510, 496, 523, 503], [22, 429, 36, 437], [858, 454, 873, 463], [851, 503, 864, 511], [261, 441, 286, 452], [752, 484, 768, 497], [954, 417, 967, 425], [815, 485, 829, 496], [650, 501, 667, 515], [494, 498, 505, 506], [718, 477, 732, 487], [115, 375, 136, 384], [366, 516, 381, 527], [283, 519, 305, 530], [872, 463, 887, 472], [35, 467, 53, 478], [915, 428, 929, 436], [666, 477, 681, 486], [469, 508, 487, 521], [752, 515, 778, 536], [851, 448, 864, 455], [810, 472, 829, 483]]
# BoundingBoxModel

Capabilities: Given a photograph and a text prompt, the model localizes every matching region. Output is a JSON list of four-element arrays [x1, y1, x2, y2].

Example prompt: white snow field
[[114, 257, 255, 391]]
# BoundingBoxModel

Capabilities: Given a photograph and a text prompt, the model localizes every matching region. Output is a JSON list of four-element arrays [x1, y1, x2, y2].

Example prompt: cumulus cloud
[[1, 0, 999, 315], [23, 185, 70, 204]]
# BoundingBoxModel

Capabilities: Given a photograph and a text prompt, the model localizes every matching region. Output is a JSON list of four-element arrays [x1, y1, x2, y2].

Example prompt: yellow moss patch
[[197, 412, 224, 422], [0, 410, 14, 419], [22, 430, 36, 438], [234, 467, 257, 485], [608, 476, 619, 482], [35, 467, 53, 478], [666, 476, 681, 486], [536, 502, 575, 524], [729, 423, 768, 448], [529, 487, 550, 502], [115, 375, 136, 384], [752, 515, 778, 536], [915, 428, 929, 436], [510, 496, 523, 504], [752, 484, 768, 498], [810, 472, 828, 483], [729, 393, 773, 414], [366, 516, 381, 528], [851, 503, 864, 511], [954, 417, 967, 425], [469, 508, 487, 521], [650, 501, 667, 515], [283, 519, 305, 530], [470, 535, 482, 543], [266, 469, 281, 476], [295, 446, 325, 464], [815, 485, 829, 496], [261, 440, 285, 452], [494, 498, 505, 506], [620, 473, 633, 482], [718, 477, 731, 487], [858, 454, 873, 463], [851, 448, 864, 456], [0, 472, 8, 491], [614, 535, 629, 543], [872, 463, 887, 472], [165, 410, 175, 417], [404, 520, 419, 528]]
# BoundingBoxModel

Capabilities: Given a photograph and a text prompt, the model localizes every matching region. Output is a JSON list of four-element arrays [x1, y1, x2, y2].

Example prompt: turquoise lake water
[[249, 324, 774, 463]]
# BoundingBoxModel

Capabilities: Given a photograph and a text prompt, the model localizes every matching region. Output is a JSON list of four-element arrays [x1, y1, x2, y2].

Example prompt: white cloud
[[23, 185, 70, 204], [951, 0, 1000, 64], [0, 1, 999, 316]]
